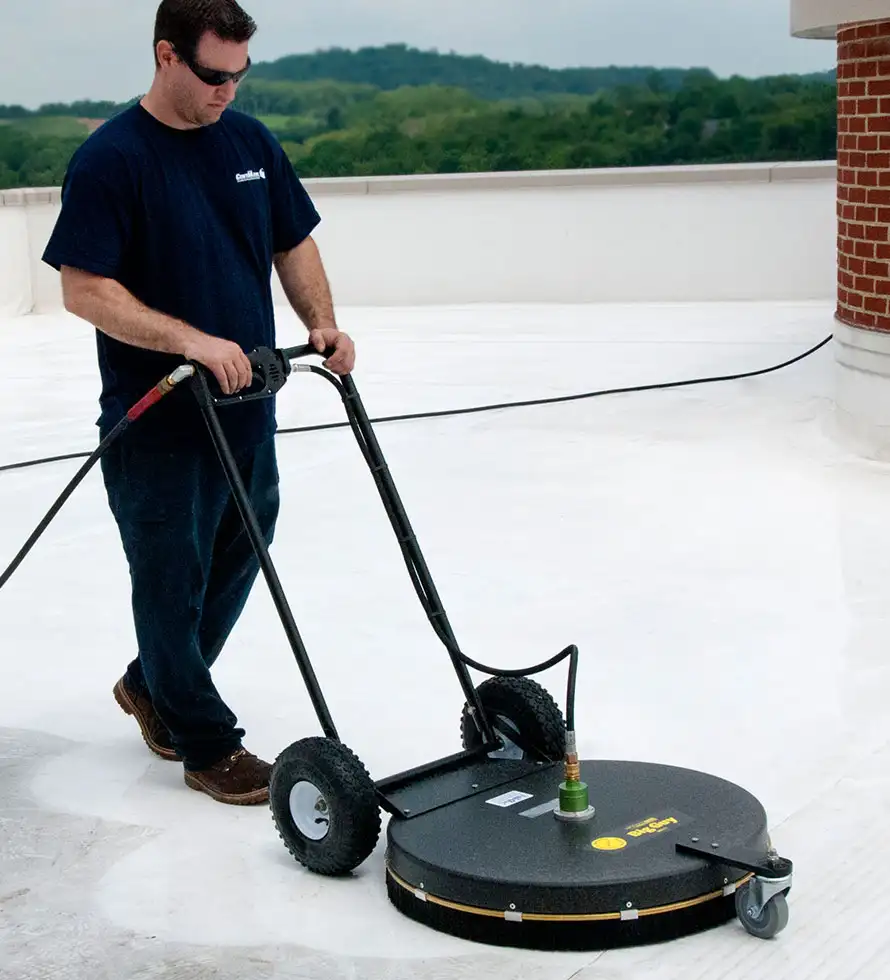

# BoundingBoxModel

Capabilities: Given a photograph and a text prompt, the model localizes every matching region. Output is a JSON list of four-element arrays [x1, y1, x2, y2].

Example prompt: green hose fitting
[[553, 730, 596, 823], [559, 774, 591, 812]]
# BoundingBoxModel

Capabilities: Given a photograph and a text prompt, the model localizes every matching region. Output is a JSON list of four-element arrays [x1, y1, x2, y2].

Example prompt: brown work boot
[[184, 748, 272, 805], [113, 676, 181, 762]]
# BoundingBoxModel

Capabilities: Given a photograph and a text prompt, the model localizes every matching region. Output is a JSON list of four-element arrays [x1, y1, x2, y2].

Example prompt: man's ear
[[155, 39, 177, 70]]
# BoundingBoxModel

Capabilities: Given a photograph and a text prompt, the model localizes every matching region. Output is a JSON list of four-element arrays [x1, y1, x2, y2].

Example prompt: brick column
[[837, 21, 890, 331]]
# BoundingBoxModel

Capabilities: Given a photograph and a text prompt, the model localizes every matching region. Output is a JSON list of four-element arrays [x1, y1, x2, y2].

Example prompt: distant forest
[[0, 44, 837, 189]]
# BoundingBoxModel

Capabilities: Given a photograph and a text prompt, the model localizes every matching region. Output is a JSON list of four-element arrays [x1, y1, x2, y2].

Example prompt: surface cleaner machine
[[0, 342, 794, 950]]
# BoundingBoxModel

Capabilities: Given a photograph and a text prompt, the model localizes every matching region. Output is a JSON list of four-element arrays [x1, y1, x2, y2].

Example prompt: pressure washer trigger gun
[[245, 346, 292, 397]]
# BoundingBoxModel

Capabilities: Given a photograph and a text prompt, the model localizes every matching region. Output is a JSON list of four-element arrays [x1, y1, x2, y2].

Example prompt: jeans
[[100, 434, 280, 770]]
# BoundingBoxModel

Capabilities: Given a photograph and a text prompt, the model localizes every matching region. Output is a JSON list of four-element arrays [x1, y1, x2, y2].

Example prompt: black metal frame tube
[[315, 368, 497, 746], [190, 346, 523, 755], [192, 370, 340, 741]]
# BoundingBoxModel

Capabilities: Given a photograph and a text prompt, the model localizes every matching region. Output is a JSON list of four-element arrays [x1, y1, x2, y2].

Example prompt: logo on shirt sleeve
[[236, 168, 266, 183]]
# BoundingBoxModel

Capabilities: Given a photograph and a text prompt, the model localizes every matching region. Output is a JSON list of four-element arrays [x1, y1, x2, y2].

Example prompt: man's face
[[164, 31, 250, 127]]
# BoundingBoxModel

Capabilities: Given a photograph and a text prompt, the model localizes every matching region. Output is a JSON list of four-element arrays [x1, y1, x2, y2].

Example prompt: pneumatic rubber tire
[[460, 676, 566, 762], [270, 736, 381, 876]]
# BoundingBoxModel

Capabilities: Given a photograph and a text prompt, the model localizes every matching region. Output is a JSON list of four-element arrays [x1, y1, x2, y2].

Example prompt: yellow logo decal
[[626, 816, 678, 838], [591, 813, 686, 854]]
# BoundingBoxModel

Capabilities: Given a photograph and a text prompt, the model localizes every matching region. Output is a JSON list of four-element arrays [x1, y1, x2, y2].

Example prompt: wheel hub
[[289, 780, 330, 841], [489, 715, 525, 759]]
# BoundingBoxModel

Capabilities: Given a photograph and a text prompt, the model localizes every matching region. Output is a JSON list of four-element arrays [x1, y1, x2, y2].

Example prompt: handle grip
[[280, 343, 337, 362]]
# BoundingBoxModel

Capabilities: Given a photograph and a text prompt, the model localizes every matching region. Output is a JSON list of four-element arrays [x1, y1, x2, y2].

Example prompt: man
[[41, 0, 353, 806]]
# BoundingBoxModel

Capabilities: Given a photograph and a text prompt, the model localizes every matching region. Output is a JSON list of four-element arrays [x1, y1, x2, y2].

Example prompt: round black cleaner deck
[[385, 759, 770, 950]]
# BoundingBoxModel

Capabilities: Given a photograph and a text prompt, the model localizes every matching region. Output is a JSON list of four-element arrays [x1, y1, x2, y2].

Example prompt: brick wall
[[837, 20, 890, 330]]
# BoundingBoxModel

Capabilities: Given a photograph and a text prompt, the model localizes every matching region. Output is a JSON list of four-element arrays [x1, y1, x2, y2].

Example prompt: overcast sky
[[3, 0, 835, 109]]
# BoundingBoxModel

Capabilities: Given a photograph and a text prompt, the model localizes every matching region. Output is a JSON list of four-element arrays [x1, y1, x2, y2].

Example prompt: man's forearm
[[62, 266, 201, 355], [274, 236, 337, 333]]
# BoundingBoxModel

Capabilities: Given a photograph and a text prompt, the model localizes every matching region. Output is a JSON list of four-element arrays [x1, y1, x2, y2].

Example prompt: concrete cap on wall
[[791, 0, 890, 38], [0, 162, 837, 208]]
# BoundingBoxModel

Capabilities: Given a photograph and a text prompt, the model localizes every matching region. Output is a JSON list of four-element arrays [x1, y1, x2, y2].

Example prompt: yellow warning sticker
[[591, 837, 628, 851]]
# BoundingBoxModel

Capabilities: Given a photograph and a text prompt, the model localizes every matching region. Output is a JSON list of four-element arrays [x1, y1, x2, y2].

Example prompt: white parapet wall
[[0, 203, 33, 318], [1, 161, 837, 315]]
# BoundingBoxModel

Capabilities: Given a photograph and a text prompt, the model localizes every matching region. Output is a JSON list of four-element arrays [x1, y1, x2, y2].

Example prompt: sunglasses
[[171, 46, 251, 87]]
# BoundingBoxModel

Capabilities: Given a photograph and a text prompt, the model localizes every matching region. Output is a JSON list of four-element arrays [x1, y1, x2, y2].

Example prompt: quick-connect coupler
[[553, 730, 596, 823]]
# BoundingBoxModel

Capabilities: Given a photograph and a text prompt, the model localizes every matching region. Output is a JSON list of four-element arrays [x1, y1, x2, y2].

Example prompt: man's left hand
[[309, 327, 355, 375]]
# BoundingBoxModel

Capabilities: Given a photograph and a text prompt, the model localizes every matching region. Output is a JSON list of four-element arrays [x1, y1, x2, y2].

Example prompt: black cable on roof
[[0, 334, 833, 477]]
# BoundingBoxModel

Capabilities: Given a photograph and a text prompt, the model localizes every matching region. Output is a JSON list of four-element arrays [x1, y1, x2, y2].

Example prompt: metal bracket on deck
[[676, 831, 793, 917]]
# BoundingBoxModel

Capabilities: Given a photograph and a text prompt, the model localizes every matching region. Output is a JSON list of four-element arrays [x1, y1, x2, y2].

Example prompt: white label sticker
[[486, 790, 534, 808]]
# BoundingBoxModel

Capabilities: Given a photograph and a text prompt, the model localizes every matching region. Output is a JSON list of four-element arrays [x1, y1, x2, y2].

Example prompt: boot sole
[[183, 771, 270, 805], [113, 680, 182, 762]]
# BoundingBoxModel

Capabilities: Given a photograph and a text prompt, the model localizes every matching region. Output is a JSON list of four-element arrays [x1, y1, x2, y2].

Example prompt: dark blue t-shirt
[[42, 103, 321, 451]]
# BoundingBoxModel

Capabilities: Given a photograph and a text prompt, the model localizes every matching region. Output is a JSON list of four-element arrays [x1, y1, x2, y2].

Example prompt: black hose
[[0, 362, 198, 591], [0, 334, 833, 476], [0, 418, 127, 592]]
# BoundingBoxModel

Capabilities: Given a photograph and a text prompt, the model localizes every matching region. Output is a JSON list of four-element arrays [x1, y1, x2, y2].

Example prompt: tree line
[[0, 46, 837, 190]]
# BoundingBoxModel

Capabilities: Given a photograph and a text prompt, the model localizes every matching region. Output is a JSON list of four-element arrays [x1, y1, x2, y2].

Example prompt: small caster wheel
[[270, 736, 381, 876], [735, 881, 790, 939]]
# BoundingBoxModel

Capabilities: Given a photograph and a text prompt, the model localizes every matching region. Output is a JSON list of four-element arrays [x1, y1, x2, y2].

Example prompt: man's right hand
[[182, 335, 254, 395]]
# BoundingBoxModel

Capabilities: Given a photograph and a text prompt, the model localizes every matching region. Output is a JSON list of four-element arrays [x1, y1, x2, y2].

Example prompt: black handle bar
[[278, 343, 337, 363]]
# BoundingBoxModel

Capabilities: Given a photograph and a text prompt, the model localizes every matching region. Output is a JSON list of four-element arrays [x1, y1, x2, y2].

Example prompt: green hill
[[248, 43, 705, 99]]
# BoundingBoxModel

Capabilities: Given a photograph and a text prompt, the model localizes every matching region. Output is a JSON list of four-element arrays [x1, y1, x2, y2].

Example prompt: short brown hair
[[153, 0, 257, 65]]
